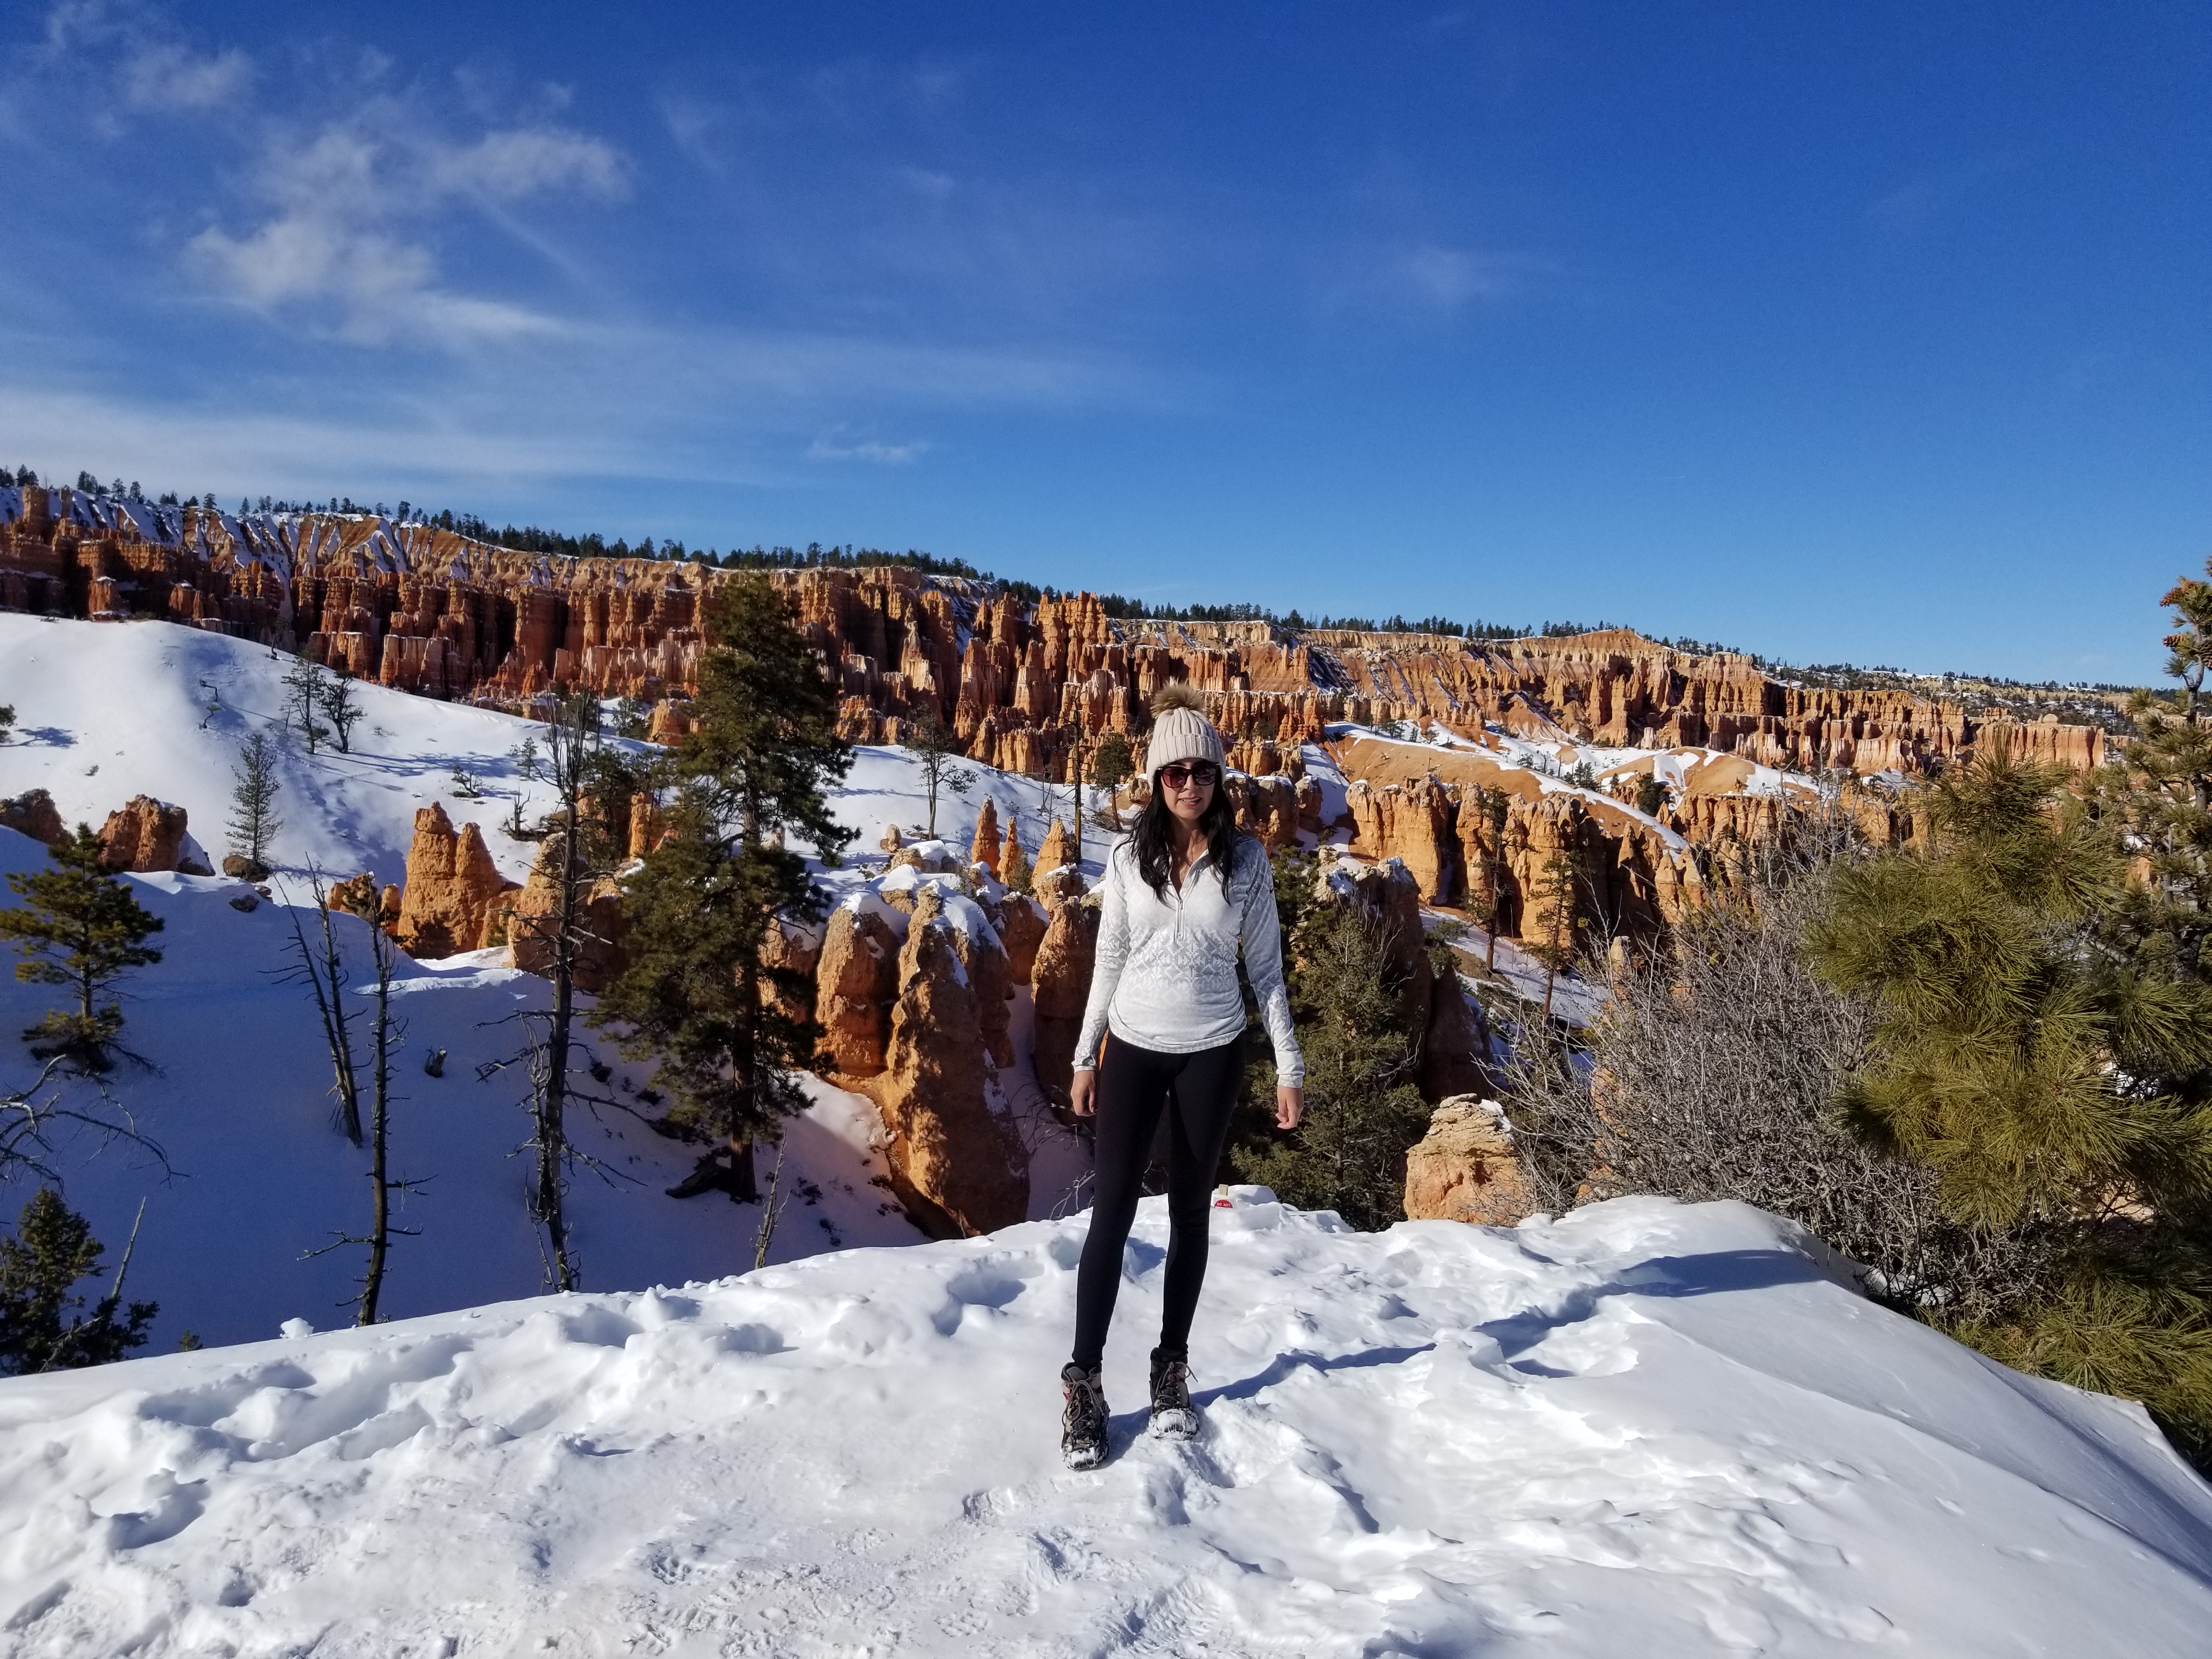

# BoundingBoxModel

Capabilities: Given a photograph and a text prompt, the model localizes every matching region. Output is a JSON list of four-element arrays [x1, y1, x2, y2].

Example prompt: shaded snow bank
[[3, 1194, 2209, 1656]]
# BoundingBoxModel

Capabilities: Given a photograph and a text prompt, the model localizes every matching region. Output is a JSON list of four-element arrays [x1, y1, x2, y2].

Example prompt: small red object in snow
[[1213, 1198, 1233, 1208]]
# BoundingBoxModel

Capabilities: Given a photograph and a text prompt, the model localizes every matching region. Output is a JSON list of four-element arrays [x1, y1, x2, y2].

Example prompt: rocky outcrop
[[1029, 894, 1099, 1103], [872, 890, 1029, 1237], [1226, 772, 1301, 849], [757, 914, 823, 1025], [327, 872, 400, 929], [998, 820, 1029, 889], [1035, 817, 1077, 879], [1403, 1097, 1536, 1226], [506, 833, 631, 994], [968, 798, 1001, 874], [814, 898, 903, 1078], [0, 788, 64, 845], [1420, 973, 1493, 1103], [393, 803, 517, 959], [96, 795, 193, 873], [1321, 856, 1491, 1104], [921, 887, 1013, 1068], [1335, 735, 1726, 950], [2, 487, 2086, 793], [1981, 715, 2106, 772], [998, 893, 1047, 984], [1344, 775, 1458, 902]]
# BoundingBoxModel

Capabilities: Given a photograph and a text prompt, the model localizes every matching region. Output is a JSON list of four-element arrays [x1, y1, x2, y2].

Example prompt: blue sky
[[2, 2, 2205, 683]]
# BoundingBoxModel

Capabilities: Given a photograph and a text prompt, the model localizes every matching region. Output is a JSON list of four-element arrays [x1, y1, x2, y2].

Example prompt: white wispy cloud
[[121, 38, 250, 108], [34, 0, 252, 123], [9, 10, 1171, 493], [1391, 243, 1544, 310], [430, 126, 629, 202], [806, 432, 931, 465], [187, 114, 628, 346]]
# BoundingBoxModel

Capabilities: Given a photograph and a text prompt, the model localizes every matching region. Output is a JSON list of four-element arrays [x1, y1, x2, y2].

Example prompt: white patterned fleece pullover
[[1071, 834, 1304, 1087]]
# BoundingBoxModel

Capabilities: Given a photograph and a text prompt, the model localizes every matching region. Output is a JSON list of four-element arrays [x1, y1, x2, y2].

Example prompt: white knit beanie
[[1142, 700, 1226, 778]]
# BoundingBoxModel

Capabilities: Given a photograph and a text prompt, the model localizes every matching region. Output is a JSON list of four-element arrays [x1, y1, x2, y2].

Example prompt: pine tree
[[1527, 842, 1582, 1015], [319, 669, 363, 754], [2159, 562, 2212, 718], [1000, 819, 1032, 895], [1465, 786, 1513, 972], [1809, 746, 2212, 1462], [0, 827, 165, 1069], [0, 704, 15, 745], [591, 574, 855, 1204], [1088, 731, 1133, 830], [1232, 851, 1430, 1231], [0, 1188, 156, 1374], [227, 730, 283, 878], [1807, 751, 2197, 1228]]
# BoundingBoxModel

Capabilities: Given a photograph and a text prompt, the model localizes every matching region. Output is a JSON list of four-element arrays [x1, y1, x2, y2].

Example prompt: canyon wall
[[1, 485, 2097, 793]]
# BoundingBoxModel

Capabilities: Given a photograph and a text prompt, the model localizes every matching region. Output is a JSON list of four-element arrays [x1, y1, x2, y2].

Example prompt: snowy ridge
[[3, 1195, 2210, 1654]]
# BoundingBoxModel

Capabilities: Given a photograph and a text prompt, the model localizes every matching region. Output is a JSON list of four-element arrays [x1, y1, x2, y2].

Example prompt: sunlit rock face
[[2, 487, 2055, 801]]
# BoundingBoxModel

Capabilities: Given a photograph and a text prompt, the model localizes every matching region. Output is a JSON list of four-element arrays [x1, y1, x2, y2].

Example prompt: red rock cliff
[[2, 487, 2089, 783]]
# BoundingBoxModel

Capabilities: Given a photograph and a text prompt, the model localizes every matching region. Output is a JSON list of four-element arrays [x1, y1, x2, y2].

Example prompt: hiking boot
[[1061, 1363, 1108, 1469], [1148, 1348, 1197, 1440]]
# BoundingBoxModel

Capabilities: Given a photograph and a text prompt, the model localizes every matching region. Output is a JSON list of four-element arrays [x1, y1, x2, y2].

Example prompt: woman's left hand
[[1275, 1085, 1304, 1130]]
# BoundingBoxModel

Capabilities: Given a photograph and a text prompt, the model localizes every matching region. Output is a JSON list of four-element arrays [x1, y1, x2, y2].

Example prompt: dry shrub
[[1506, 827, 2054, 1318]]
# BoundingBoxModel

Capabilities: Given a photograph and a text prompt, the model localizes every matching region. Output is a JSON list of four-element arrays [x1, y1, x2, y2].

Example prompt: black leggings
[[1070, 1035, 1245, 1371]]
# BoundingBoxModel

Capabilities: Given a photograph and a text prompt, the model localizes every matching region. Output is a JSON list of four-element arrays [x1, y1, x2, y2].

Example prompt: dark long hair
[[1133, 772, 1239, 899]]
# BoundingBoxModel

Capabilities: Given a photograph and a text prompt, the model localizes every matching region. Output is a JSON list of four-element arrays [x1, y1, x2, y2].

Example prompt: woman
[[1060, 689, 1304, 1469]]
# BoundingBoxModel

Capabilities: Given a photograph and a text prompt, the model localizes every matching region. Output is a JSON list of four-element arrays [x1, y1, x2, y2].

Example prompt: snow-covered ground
[[0, 613, 1099, 893], [0, 612, 558, 889], [0, 826, 935, 1351], [4, 1193, 2209, 1656], [9, 614, 2212, 1655], [0, 618, 1099, 1350]]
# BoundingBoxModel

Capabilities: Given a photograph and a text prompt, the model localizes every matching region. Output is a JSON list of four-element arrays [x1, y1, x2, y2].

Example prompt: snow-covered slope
[[0, 612, 556, 888], [3, 1194, 2209, 1655], [0, 826, 933, 1350], [0, 617, 1096, 1348], [0, 612, 1097, 885]]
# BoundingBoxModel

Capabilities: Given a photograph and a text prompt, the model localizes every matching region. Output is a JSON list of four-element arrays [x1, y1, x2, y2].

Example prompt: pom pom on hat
[[1143, 689, 1226, 777]]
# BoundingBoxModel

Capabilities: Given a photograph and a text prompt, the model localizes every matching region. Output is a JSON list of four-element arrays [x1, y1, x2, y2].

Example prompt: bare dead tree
[[281, 871, 362, 1146], [286, 870, 420, 1323], [356, 919, 415, 1323], [0, 1054, 169, 1187], [753, 1137, 787, 1270], [1502, 808, 2052, 1317], [907, 705, 975, 838], [482, 693, 640, 1292]]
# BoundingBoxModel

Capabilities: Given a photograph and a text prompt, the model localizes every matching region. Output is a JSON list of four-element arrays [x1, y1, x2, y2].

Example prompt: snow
[[0, 613, 563, 888], [830, 749, 1093, 885], [0, 827, 930, 1353], [833, 883, 910, 939], [8, 614, 2212, 1652], [0, 617, 1101, 1352], [3, 1193, 2209, 1655]]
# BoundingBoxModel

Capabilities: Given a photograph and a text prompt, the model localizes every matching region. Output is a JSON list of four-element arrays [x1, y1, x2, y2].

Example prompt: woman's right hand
[[1069, 1069, 1097, 1117]]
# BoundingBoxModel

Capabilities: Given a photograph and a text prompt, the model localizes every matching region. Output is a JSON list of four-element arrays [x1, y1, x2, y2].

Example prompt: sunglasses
[[1159, 762, 1220, 789]]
